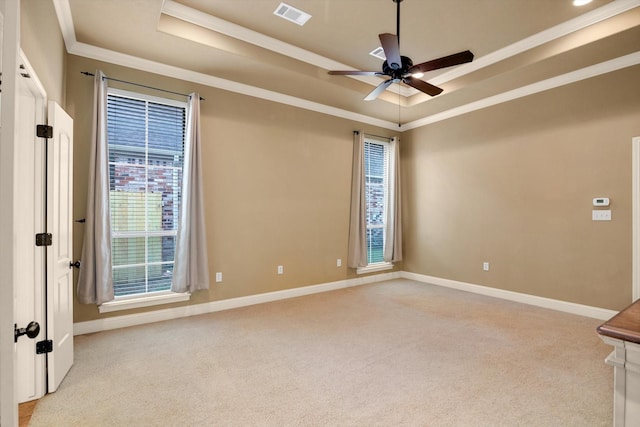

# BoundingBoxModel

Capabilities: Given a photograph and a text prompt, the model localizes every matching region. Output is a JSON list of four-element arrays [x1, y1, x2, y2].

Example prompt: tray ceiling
[[57, 0, 640, 130]]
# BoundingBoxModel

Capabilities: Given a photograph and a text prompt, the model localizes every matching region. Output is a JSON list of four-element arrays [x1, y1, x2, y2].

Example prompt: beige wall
[[20, 0, 66, 106], [59, 54, 640, 320], [66, 55, 400, 322], [20, 1, 640, 319], [401, 65, 640, 311]]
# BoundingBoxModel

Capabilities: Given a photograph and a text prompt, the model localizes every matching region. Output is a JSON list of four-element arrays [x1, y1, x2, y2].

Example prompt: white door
[[46, 101, 74, 392], [14, 60, 46, 404], [13, 62, 74, 403]]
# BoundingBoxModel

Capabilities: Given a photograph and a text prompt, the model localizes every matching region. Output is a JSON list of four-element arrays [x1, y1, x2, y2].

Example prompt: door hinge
[[36, 124, 53, 139], [36, 340, 53, 354], [35, 233, 52, 246]]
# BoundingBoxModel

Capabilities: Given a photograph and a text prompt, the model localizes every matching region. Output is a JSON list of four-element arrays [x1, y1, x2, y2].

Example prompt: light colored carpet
[[29, 279, 613, 426]]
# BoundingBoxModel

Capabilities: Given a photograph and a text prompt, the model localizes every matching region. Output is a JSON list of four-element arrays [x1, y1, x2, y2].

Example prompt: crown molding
[[161, 0, 411, 98], [52, 0, 77, 52], [161, 0, 347, 72], [68, 41, 399, 131], [430, 0, 640, 85], [161, 0, 640, 93], [54, 0, 640, 131], [402, 51, 640, 130], [69, 39, 639, 132]]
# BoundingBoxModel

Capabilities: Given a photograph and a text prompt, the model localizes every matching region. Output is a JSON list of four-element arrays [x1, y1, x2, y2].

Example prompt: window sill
[[356, 262, 393, 275], [98, 291, 191, 313]]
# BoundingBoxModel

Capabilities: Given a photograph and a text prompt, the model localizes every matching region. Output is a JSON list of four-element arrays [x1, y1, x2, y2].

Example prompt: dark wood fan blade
[[403, 76, 443, 97], [379, 33, 402, 70], [328, 70, 383, 76], [407, 50, 474, 75], [364, 79, 394, 101]]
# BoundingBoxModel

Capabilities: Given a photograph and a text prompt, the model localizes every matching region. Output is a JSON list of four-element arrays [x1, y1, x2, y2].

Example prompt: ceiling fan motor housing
[[383, 56, 413, 80], [327, 0, 473, 100]]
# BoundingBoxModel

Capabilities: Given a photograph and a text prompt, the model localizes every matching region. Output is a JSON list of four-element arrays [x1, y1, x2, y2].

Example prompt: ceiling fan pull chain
[[398, 89, 402, 127]]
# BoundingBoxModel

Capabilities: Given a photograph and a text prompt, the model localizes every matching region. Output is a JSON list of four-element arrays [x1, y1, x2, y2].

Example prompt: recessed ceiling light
[[573, 0, 593, 6], [273, 2, 312, 26]]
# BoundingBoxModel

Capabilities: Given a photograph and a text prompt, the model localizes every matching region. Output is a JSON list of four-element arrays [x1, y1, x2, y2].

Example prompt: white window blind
[[364, 139, 389, 265], [107, 89, 186, 297]]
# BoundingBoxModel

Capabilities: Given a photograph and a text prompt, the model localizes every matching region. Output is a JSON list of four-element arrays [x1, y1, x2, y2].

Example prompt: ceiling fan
[[328, 0, 474, 101]]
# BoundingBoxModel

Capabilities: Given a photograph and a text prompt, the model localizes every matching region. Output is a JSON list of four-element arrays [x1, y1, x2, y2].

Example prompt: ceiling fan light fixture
[[411, 72, 424, 79], [573, 0, 592, 6]]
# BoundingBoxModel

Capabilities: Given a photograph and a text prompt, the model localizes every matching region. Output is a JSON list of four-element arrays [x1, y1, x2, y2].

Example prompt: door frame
[[0, 0, 21, 425], [632, 136, 640, 302]]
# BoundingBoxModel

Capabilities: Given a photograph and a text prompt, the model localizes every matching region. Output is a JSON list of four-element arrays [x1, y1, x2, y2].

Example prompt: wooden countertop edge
[[596, 324, 640, 345], [596, 299, 640, 345]]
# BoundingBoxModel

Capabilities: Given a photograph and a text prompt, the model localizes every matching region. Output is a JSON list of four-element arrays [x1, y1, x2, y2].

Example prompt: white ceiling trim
[[161, 0, 348, 71], [67, 39, 639, 134], [52, 0, 77, 52], [161, 0, 412, 98], [53, 0, 640, 132], [68, 41, 399, 131], [402, 51, 640, 131], [161, 0, 640, 92], [430, 0, 640, 85]]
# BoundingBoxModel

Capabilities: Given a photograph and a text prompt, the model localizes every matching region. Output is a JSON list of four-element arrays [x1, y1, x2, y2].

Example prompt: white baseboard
[[74, 270, 618, 335], [74, 271, 402, 335], [401, 271, 618, 320]]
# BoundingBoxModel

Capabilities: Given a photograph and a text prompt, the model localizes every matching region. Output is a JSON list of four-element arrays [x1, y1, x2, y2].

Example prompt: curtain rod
[[354, 130, 394, 140], [81, 71, 205, 101]]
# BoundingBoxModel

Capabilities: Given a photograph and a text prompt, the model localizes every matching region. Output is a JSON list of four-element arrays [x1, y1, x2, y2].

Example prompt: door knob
[[14, 321, 40, 343]]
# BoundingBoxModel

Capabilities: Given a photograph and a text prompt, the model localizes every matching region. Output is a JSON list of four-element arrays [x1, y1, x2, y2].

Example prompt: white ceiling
[[55, 0, 640, 130]]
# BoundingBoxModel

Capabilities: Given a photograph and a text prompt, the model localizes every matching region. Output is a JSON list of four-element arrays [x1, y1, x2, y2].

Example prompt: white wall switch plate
[[483, 262, 489, 271], [215, 272, 222, 282], [277, 265, 283, 275], [337, 259, 342, 267], [592, 210, 611, 221]]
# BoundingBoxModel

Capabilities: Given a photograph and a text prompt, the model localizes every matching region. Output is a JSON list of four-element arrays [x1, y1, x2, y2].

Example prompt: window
[[107, 88, 186, 297], [364, 137, 390, 267]]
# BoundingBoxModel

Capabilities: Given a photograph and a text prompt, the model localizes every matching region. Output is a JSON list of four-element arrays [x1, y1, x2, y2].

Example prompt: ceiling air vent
[[369, 47, 386, 61], [274, 2, 312, 26]]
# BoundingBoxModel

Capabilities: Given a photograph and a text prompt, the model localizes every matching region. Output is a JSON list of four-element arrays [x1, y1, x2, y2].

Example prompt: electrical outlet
[[483, 262, 489, 271], [277, 265, 284, 275], [337, 259, 342, 267], [215, 272, 222, 282]]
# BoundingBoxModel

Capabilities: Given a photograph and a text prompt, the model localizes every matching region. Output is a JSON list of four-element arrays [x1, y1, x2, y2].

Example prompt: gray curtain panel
[[384, 137, 403, 263], [347, 131, 368, 268], [171, 94, 210, 293], [76, 70, 114, 304]]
